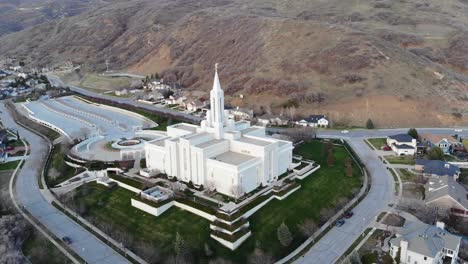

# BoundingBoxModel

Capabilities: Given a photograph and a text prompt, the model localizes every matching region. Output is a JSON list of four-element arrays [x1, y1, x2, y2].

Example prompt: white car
[[341, 130, 349, 134], [454, 129, 463, 132]]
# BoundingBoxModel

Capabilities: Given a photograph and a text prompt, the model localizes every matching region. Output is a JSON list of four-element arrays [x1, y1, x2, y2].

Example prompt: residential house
[[0, 70, 9, 78], [387, 134, 417, 155], [257, 114, 289, 126], [389, 221, 461, 264], [296, 115, 329, 127], [185, 99, 206, 112], [115, 89, 128, 96], [425, 174, 468, 217], [164, 95, 186, 106], [228, 107, 254, 121], [415, 159, 460, 179], [0, 143, 8, 163], [420, 134, 460, 154]]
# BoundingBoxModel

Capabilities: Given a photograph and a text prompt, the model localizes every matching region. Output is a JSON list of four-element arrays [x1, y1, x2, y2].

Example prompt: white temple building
[[145, 65, 294, 197]]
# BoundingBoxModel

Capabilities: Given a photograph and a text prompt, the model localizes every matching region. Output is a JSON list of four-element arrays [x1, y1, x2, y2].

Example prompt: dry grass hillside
[[1, 0, 467, 127]]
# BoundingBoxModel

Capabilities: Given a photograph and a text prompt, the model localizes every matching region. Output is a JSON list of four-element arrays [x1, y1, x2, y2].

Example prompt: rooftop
[[240, 127, 262, 135], [196, 139, 226, 148], [210, 151, 257, 166], [388, 134, 414, 143], [390, 221, 461, 257], [416, 159, 460, 177], [421, 133, 458, 144], [237, 136, 272, 146], [425, 175, 468, 210], [393, 143, 415, 149], [171, 124, 198, 133]]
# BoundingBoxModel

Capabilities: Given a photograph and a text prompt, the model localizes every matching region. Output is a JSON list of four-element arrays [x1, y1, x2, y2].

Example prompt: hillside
[[0, 0, 467, 127]]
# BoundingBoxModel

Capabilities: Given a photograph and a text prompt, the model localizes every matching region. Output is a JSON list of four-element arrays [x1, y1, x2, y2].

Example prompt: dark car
[[343, 211, 354, 219], [336, 219, 345, 227], [62, 236, 72, 244]]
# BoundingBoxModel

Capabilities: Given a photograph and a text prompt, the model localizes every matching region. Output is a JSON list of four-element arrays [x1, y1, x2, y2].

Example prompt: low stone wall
[[210, 231, 252, 250], [295, 165, 320, 180], [131, 199, 173, 216]]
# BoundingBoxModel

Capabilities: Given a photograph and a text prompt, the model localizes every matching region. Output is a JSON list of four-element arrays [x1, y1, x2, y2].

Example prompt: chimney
[[436, 221, 445, 230]]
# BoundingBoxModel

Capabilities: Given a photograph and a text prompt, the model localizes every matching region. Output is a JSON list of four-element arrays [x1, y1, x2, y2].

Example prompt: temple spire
[[209, 63, 224, 139], [213, 63, 222, 92]]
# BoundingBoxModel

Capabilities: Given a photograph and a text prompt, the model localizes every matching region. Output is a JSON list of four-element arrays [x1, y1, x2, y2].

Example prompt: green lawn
[[71, 140, 363, 262], [398, 169, 419, 182], [385, 156, 416, 165], [367, 138, 387, 150], [0, 160, 20, 171]]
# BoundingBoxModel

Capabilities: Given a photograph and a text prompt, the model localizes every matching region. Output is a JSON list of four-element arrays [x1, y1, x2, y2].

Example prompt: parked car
[[382, 145, 392, 151], [454, 129, 463, 132], [341, 130, 349, 134], [62, 236, 72, 244], [343, 211, 354, 219], [336, 219, 345, 227]]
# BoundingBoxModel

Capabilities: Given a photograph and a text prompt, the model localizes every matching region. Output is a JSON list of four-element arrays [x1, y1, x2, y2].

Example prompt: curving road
[[294, 128, 468, 264], [0, 102, 131, 264]]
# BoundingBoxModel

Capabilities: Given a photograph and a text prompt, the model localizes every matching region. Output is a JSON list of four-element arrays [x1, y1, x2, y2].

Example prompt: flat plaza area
[[22, 96, 157, 139]]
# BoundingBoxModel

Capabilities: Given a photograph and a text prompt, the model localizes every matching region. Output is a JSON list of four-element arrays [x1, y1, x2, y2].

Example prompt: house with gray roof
[[387, 134, 417, 155], [295, 115, 329, 128], [389, 221, 461, 264], [415, 159, 460, 179], [425, 175, 468, 217]]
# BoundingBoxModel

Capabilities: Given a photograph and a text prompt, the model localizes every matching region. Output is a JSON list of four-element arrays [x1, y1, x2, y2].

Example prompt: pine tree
[[407, 128, 419, 139], [366, 118, 374, 129], [277, 222, 293, 247]]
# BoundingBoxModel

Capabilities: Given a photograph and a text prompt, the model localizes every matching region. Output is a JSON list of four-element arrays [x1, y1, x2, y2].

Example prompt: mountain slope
[[0, 0, 467, 127]]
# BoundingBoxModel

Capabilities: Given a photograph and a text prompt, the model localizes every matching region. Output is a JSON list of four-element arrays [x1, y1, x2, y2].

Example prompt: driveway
[[0, 102, 130, 264]]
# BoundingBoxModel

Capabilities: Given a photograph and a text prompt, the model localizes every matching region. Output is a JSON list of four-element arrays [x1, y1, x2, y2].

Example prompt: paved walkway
[[1, 102, 131, 264]]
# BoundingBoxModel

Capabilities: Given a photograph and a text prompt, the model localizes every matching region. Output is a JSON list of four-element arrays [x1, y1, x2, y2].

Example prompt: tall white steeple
[[209, 63, 225, 139]]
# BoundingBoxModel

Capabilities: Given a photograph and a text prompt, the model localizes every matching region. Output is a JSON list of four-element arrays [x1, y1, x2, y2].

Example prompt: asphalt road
[[0, 102, 130, 264], [295, 128, 468, 264]]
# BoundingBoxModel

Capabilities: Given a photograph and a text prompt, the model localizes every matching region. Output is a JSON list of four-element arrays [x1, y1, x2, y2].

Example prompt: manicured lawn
[[71, 183, 211, 262], [367, 138, 387, 150], [71, 140, 363, 262], [0, 160, 20, 171], [385, 156, 415, 165]]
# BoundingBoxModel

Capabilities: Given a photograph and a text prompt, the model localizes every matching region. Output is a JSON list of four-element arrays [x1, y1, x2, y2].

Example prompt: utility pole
[[105, 60, 110, 72]]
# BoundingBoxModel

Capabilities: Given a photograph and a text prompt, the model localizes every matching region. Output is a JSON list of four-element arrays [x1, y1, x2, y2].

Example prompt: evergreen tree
[[428, 147, 444, 160], [407, 128, 419, 139], [277, 222, 293, 247], [366, 118, 374, 129]]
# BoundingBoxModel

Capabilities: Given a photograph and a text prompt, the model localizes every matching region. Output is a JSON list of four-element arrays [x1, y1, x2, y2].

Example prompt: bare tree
[[248, 248, 274, 264], [136, 242, 161, 263], [297, 219, 318, 237]]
